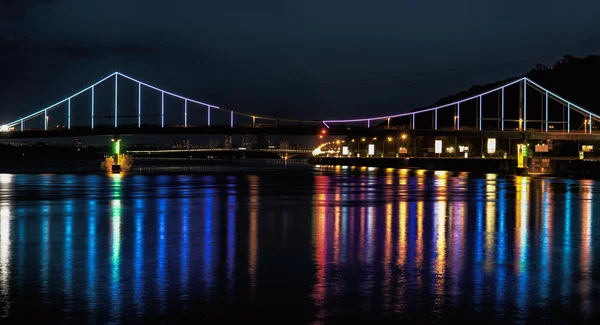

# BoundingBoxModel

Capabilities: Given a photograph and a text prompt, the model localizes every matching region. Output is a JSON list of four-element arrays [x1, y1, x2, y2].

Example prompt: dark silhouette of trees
[[398, 54, 600, 118]]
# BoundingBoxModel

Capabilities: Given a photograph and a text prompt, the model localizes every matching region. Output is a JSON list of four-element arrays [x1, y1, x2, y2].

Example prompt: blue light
[[496, 179, 507, 310], [87, 200, 97, 316], [40, 202, 50, 299], [562, 181, 572, 299], [473, 180, 484, 311], [64, 200, 73, 308], [181, 197, 189, 301], [134, 198, 145, 318], [204, 185, 214, 295], [157, 197, 167, 313], [226, 192, 235, 295]]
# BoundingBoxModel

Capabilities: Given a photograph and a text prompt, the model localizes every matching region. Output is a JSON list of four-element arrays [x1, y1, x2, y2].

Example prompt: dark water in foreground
[[0, 167, 599, 323]]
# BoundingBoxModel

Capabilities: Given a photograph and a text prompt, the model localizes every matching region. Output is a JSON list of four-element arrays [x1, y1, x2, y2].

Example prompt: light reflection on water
[[0, 169, 597, 323]]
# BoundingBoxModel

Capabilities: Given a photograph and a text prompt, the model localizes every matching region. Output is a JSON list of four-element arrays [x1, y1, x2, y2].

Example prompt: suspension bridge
[[1, 71, 599, 141]]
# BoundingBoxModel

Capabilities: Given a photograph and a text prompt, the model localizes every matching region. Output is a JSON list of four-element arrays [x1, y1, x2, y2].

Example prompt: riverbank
[[0, 157, 310, 174], [309, 157, 517, 174], [309, 156, 600, 178]]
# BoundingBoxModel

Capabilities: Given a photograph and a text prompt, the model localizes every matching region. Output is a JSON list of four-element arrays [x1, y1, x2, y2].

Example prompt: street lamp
[[383, 137, 393, 157], [358, 138, 366, 156]]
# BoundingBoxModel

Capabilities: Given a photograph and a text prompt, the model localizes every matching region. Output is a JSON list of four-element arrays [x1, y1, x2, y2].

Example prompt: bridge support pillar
[[138, 83, 142, 128], [501, 87, 504, 131], [91, 86, 95, 129], [114, 73, 118, 128], [523, 79, 527, 131], [567, 103, 570, 133]]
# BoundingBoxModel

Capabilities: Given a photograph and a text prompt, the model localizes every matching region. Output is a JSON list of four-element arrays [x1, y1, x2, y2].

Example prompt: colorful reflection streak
[[110, 174, 122, 322], [226, 176, 236, 298], [540, 179, 553, 306], [0, 199, 11, 318], [579, 180, 593, 315], [248, 175, 259, 298], [87, 198, 97, 318], [514, 176, 529, 317], [433, 171, 447, 309], [312, 175, 328, 319], [63, 199, 73, 311], [134, 197, 145, 319]]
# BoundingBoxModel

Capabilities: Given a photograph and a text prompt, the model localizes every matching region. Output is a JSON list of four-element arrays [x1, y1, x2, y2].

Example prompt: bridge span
[[2, 71, 600, 144]]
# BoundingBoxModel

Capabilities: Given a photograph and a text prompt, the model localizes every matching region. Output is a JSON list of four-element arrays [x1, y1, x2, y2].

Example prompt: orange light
[[321, 130, 326, 134], [319, 135, 323, 139]]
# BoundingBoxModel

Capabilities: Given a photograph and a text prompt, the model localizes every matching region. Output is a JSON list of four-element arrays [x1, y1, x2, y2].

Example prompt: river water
[[0, 167, 598, 323]]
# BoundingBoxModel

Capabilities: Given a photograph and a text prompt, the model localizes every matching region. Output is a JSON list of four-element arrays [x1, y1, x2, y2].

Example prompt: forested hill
[[422, 55, 600, 113]]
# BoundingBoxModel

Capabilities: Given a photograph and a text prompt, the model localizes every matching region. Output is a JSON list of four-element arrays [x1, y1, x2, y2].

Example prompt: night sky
[[2, 0, 600, 123]]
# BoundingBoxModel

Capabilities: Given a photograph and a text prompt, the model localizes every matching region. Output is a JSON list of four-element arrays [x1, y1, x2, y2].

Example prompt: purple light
[[230, 111, 233, 128], [322, 121, 330, 128], [91, 86, 95, 129], [207, 106, 211, 126], [68, 98, 71, 130], [114, 74, 118, 128], [322, 77, 526, 124], [161, 92, 165, 128], [184, 100, 188, 128]]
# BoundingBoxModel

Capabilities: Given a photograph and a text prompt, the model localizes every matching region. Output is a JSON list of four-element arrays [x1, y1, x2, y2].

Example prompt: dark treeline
[[428, 54, 600, 112]]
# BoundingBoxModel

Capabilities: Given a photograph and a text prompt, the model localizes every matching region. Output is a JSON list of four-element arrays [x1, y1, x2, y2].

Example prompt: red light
[[321, 130, 326, 134]]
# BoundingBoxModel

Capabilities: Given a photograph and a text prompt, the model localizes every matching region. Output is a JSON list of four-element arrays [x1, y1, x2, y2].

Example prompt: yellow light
[[373, 137, 377, 140], [401, 134, 407, 140], [361, 138, 366, 142], [336, 140, 340, 145], [387, 137, 392, 142]]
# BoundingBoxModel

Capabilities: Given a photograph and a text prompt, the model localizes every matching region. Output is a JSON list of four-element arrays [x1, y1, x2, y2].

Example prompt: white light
[[368, 144, 375, 156], [0, 125, 7, 132], [487, 138, 496, 154], [0, 174, 11, 184], [342, 146, 349, 155], [435, 140, 442, 154]]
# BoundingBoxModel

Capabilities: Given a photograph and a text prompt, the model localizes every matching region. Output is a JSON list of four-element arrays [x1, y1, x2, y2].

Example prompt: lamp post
[[358, 138, 366, 157], [383, 137, 393, 157]]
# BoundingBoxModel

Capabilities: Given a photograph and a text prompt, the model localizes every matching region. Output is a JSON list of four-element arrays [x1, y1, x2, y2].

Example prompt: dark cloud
[[0, 39, 157, 59], [0, 0, 59, 19]]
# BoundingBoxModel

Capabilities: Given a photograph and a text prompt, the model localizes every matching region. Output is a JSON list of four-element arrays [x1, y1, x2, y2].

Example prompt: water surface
[[0, 168, 598, 323]]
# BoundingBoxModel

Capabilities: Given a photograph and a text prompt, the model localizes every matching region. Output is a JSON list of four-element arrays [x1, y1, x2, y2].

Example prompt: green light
[[522, 146, 527, 156], [114, 140, 120, 155]]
